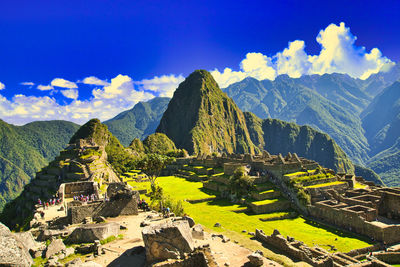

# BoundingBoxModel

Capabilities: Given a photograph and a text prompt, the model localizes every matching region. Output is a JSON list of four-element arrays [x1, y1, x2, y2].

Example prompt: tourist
[[37, 198, 42, 205]]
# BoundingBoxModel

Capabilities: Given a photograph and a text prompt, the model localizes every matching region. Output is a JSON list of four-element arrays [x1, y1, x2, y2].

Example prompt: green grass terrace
[[128, 175, 372, 260]]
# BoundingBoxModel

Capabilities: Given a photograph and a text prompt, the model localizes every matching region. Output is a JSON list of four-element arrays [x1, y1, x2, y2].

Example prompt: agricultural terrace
[[127, 174, 371, 256]]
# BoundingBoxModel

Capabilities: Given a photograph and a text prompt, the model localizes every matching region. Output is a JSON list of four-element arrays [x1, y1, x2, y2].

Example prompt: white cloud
[[51, 78, 78, 89], [37, 84, 54, 91], [0, 73, 179, 125], [136, 74, 184, 97], [0, 82, 5, 90], [212, 22, 393, 88], [0, 22, 394, 125], [20, 82, 35, 86], [80, 76, 110, 86], [61, 88, 79, 100]]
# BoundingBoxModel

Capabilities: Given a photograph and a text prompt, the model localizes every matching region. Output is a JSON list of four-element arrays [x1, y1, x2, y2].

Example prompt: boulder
[[0, 222, 33, 267], [183, 216, 195, 228], [192, 224, 204, 240], [66, 222, 120, 243], [247, 252, 264, 267], [45, 239, 66, 258], [14, 231, 37, 252], [142, 220, 194, 263]]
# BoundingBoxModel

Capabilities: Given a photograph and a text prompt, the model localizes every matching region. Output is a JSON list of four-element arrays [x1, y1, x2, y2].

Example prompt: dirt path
[[91, 212, 281, 267]]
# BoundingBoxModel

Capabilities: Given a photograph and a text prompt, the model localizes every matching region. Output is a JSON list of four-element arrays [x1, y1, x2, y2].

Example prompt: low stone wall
[[251, 190, 280, 201], [248, 200, 290, 214], [373, 252, 400, 264], [255, 229, 335, 266], [63, 181, 96, 198]]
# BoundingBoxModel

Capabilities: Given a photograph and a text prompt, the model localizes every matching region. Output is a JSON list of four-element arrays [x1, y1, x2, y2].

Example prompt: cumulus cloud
[[135, 74, 184, 97], [212, 22, 393, 88], [0, 82, 5, 90], [51, 78, 78, 89], [37, 84, 54, 91], [61, 88, 79, 100], [80, 76, 110, 86], [0, 73, 181, 125]]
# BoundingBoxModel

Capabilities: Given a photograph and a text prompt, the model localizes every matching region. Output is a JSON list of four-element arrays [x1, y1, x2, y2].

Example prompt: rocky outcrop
[[66, 222, 120, 243], [142, 220, 194, 264], [45, 239, 66, 259], [0, 222, 33, 266]]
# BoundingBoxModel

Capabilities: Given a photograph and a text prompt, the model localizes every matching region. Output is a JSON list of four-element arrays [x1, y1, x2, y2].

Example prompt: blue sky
[[0, 0, 399, 125]]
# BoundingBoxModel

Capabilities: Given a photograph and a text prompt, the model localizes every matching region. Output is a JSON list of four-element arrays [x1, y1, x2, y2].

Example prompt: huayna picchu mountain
[[0, 119, 128, 228], [156, 70, 257, 155], [156, 70, 358, 175]]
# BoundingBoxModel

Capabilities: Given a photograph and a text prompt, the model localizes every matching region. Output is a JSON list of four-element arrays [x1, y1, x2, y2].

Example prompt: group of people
[[73, 193, 98, 202], [138, 199, 150, 211], [38, 196, 61, 210]]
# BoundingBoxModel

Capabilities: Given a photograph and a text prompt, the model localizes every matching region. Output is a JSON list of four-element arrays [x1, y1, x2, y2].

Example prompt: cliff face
[[156, 70, 256, 155], [244, 112, 355, 173]]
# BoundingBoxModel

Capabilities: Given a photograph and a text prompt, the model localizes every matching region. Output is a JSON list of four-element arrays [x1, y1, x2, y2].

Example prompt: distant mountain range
[[104, 97, 170, 147], [157, 70, 358, 176], [0, 120, 79, 210], [222, 64, 400, 186]]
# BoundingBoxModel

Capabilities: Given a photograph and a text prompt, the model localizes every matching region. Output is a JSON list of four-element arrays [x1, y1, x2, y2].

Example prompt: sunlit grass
[[132, 175, 371, 254]]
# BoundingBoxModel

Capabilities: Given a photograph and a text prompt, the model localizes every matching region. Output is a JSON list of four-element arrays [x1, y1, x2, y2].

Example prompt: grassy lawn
[[132, 176, 371, 256]]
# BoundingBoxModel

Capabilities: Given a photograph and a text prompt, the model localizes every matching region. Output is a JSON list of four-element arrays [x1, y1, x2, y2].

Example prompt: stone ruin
[[67, 182, 140, 224], [308, 187, 400, 244], [255, 229, 393, 267]]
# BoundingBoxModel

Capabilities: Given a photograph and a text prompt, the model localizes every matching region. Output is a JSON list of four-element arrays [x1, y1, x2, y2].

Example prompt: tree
[[138, 153, 172, 185], [229, 166, 254, 199]]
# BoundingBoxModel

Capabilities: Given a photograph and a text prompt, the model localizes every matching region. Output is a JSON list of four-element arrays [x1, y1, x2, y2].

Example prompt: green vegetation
[[0, 119, 79, 211], [132, 176, 371, 254], [143, 133, 176, 154], [104, 97, 171, 146], [305, 181, 346, 188], [229, 166, 254, 199], [156, 69, 257, 155], [100, 234, 124, 245]]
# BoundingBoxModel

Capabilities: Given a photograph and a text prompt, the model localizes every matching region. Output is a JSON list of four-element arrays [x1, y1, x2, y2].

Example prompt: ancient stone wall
[[67, 193, 139, 224], [63, 181, 97, 198], [378, 191, 400, 219]]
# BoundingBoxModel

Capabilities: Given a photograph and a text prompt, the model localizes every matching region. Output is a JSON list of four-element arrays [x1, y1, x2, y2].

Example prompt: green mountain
[[104, 97, 170, 146], [244, 112, 354, 173], [0, 120, 79, 211], [223, 72, 400, 186], [362, 81, 400, 186], [0, 118, 135, 228], [223, 75, 370, 164], [156, 70, 257, 155]]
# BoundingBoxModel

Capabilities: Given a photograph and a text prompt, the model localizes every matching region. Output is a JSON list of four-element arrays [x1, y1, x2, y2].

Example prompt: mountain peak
[[156, 70, 256, 155]]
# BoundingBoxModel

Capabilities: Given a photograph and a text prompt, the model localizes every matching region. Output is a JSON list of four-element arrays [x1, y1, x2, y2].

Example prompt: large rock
[[248, 252, 264, 267], [45, 239, 66, 258], [14, 231, 37, 252], [66, 222, 120, 243], [192, 224, 204, 240], [0, 223, 33, 266], [142, 220, 194, 263]]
